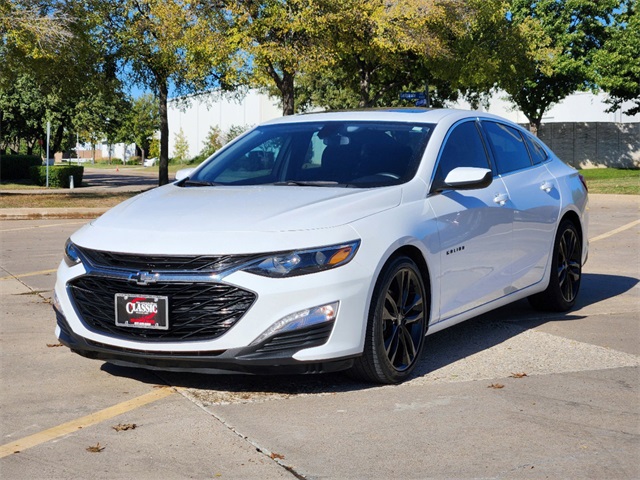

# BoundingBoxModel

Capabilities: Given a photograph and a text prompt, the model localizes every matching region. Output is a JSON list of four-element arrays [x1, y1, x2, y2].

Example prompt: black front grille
[[68, 276, 256, 342], [77, 246, 261, 273]]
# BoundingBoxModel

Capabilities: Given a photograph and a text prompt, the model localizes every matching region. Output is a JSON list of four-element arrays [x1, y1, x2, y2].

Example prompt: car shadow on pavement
[[101, 273, 637, 395]]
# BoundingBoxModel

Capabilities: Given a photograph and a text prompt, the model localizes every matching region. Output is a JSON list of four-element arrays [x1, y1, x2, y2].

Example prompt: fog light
[[250, 301, 339, 346], [52, 292, 62, 312]]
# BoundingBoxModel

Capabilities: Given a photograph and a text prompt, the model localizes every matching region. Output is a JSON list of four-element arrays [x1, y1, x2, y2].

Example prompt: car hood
[[73, 184, 401, 254]]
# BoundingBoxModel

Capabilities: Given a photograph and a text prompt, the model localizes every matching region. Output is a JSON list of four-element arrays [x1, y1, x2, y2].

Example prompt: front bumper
[[53, 244, 375, 373], [55, 307, 355, 374]]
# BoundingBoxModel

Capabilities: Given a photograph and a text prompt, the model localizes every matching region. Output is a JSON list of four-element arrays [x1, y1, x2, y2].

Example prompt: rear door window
[[482, 122, 533, 175]]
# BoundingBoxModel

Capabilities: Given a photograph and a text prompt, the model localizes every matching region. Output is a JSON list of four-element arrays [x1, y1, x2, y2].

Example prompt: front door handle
[[493, 193, 509, 206]]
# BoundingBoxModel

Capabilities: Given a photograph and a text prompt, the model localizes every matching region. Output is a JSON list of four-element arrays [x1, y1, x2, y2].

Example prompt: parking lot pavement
[[0, 195, 638, 479]]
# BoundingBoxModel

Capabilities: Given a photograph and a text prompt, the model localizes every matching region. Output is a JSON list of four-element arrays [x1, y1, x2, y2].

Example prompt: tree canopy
[[593, 0, 640, 115], [496, 0, 621, 134], [2, 0, 637, 176], [87, 0, 240, 184]]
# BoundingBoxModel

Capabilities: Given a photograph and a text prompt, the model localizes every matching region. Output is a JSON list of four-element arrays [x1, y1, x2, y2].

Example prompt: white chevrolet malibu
[[53, 109, 588, 383]]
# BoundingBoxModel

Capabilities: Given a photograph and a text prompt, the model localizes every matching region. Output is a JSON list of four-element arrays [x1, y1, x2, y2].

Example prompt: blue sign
[[399, 92, 426, 100]]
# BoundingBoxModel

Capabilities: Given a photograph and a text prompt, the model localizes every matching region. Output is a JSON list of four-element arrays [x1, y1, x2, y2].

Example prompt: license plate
[[115, 294, 169, 330]]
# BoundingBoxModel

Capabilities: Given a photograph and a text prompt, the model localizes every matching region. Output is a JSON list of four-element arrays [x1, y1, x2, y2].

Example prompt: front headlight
[[63, 239, 82, 267], [243, 240, 360, 278]]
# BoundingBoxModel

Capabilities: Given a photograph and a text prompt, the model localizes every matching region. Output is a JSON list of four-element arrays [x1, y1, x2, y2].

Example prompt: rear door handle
[[540, 181, 554, 193], [493, 193, 509, 206]]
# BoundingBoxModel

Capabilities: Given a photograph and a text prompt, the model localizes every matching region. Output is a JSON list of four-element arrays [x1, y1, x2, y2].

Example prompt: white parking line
[[589, 219, 640, 243], [0, 221, 86, 233]]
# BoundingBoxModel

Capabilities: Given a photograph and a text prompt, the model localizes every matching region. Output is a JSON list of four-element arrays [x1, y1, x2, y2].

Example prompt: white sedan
[[53, 109, 588, 384]]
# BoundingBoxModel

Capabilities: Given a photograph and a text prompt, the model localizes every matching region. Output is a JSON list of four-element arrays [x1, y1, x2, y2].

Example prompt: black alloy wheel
[[557, 225, 582, 304], [529, 220, 582, 312], [350, 256, 428, 384]]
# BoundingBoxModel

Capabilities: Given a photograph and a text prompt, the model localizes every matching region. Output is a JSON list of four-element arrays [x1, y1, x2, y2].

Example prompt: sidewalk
[[0, 167, 158, 220]]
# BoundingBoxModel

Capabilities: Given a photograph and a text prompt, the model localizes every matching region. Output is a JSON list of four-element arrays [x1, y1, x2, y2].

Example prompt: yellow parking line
[[590, 219, 640, 243], [0, 268, 58, 281], [0, 221, 86, 233], [0, 387, 176, 458]]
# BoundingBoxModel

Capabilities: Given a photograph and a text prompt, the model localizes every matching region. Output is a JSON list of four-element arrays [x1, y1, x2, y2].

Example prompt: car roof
[[260, 108, 517, 127]]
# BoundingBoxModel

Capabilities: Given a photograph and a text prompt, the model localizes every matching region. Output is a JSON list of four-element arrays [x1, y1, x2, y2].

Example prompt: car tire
[[528, 220, 582, 312], [349, 256, 428, 384]]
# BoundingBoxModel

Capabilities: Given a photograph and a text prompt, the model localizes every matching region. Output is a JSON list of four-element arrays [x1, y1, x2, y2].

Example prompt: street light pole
[[46, 121, 50, 188]]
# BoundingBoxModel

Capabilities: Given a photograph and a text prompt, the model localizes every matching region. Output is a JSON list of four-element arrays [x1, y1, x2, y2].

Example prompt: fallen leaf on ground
[[112, 423, 137, 432], [510, 372, 528, 378], [488, 383, 505, 389], [270, 452, 285, 460], [46, 343, 63, 348], [86, 443, 105, 453]]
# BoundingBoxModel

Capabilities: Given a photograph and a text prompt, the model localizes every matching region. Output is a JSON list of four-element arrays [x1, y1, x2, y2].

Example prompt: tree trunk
[[158, 80, 170, 186], [357, 59, 372, 108], [281, 71, 295, 116], [264, 62, 295, 116], [529, 118, 541, 137], [52, 123, 65, 156]]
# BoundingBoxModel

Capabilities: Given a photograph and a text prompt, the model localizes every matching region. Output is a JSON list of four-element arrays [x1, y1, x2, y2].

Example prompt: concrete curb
[[0, 208, 108, 220]]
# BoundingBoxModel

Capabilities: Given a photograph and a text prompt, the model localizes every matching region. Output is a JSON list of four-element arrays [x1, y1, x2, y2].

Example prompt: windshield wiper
[[181, 179, 221, 187], [272, 181, 342, 187]]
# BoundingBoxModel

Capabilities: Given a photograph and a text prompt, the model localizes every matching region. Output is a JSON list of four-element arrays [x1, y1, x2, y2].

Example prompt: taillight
[[578, 174, 588, 192]]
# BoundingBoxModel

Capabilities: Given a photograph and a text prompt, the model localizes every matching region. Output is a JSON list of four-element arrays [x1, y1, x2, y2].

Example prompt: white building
[[451, 90, 638, 124], [72, 89, 638, 165], [167, 89, 637, 160], [168, 89, 282, 159]]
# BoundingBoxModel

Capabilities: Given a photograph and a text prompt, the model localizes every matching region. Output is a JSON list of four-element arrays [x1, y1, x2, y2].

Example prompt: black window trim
[[429, 118, 495, 195], [522, 130, 551, 165]]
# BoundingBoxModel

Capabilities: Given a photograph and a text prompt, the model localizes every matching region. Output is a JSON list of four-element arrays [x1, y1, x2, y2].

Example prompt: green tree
[[593, 0, 640, 116], [127, 94, 160, 162], [319, 0, 451, 108], [173, 127, 189, 163], [225, 124, 251, 143], [199, 125, 223, 158], [0, 73, 47, 154], [217, 0, 336, 115], [91, 0, 238, 185], [294, 0, 493, 111], [149, 137, 160, 159], [0, 0, 73, 88], [497, 0, 620, 135], [1, 0, 128, 158]]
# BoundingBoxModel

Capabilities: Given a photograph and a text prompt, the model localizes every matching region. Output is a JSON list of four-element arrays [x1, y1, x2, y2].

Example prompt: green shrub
[[29, 165, 84, 188], [0, 155, 42, 180]]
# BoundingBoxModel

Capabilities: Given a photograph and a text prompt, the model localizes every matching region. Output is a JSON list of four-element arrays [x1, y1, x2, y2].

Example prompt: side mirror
[[443, 167, 492, 190], [175, 168, 195, 181]]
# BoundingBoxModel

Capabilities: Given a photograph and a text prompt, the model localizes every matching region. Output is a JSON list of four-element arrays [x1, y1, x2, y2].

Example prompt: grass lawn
[[0, 192, 140, 209], [578, 168, 640, 195]]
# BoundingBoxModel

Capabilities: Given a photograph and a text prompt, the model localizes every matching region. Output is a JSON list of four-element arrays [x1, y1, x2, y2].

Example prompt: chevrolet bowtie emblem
[[129, 271, 159, 285]]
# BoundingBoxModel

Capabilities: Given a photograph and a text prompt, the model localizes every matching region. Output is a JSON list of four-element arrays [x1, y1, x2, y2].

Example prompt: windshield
[[185, 121, 434, 188]]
